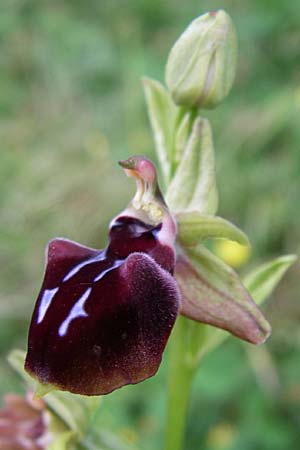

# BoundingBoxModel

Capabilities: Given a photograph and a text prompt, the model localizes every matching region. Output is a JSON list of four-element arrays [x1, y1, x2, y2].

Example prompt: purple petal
[[25, 247, 179, 395], [108, 216, 175, 273], [44, 238, 102, 285]]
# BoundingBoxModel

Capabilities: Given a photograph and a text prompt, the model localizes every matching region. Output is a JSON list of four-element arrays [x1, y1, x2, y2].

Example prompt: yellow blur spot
[[294, 86, 300, 109], [214, 239, 250, 268], [206, 422, 236, 450]]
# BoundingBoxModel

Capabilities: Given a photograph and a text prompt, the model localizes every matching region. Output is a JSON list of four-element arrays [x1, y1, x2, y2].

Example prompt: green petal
[[243, 255, 297, 304], [142, 77, 177, 184], [175, 245, 271, 344], [176, 210, 250, 247]]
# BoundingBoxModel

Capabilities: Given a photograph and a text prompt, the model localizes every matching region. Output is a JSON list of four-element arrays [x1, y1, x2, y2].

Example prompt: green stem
[[165, 316, 197, 450]]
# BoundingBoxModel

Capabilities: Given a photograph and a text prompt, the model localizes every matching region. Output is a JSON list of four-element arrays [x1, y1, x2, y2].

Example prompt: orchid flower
[[25, 156, 270, 396], [25, 156, 179, 395]]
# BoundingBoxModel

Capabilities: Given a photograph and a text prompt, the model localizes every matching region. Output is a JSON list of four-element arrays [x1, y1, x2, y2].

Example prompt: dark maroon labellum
[[25, 215, 179, 395]]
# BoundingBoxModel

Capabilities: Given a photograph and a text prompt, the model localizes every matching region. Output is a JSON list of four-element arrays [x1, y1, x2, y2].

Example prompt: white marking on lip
[[93, 260, 123, 282], [58, 287, 92, 337], [37, 288, 59, 323], [62, 252, 106, 282]]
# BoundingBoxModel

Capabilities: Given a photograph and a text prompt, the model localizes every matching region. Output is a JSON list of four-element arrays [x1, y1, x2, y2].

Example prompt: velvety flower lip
[[25, 156, 179, 396]]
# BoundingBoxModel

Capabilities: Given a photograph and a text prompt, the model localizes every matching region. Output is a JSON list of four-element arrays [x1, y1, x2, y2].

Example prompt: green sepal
[[166, 117, 218, 214], [175, 245, 271, 345], [8, 350, 99, 438], [189, 254, 297, 362], [142, 77, 177, 184], [176, 210, 250, 247], [243, 254, 297, 304]]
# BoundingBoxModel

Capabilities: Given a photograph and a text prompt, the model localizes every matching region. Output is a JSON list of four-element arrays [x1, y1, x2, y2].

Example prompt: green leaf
[[175, 245, 271, 345], [8, 350, 100, 437], [243, 255, 297, 304], [176, 210, 250, 247], [142, 77, 177, 184], [166, 117, 218, 214]]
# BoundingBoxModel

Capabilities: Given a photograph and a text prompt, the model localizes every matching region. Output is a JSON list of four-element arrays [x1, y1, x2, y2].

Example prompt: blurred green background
[[0, 0, 299, 449]]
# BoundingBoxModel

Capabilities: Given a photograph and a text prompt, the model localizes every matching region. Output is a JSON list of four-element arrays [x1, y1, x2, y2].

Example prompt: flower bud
[[165, 10, 238, 109]]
